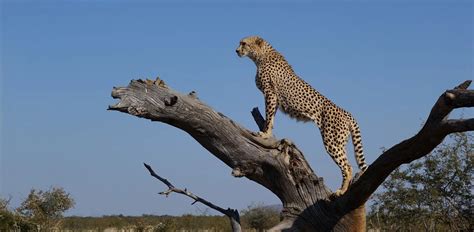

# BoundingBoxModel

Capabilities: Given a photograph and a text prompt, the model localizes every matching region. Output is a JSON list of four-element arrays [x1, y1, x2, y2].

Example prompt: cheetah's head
[[236, 36, 272, 60]]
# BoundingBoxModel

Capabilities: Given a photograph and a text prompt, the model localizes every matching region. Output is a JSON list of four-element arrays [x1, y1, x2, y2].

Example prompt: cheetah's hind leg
[[320, 125, 353, 198]]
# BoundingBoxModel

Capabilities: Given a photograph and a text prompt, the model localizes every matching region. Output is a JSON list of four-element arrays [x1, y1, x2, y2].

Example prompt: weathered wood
[[109, 78, 473, 231], [143, 163, 241, 232]]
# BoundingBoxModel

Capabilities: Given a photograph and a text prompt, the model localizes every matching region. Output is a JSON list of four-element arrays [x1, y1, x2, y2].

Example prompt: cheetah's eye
[[240, 42, 246, 46]]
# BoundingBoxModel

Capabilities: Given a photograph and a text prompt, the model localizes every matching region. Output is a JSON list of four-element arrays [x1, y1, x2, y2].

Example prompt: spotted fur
[[236, 36, 368, 195]]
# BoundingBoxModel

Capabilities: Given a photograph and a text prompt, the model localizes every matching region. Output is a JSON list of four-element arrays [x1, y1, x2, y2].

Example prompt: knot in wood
[[445, 91, 456, 101], [164, 96, 178, 106], [128, 106, 148, 116], [231, 168, 245, 177], [188, 91, 198, 99]]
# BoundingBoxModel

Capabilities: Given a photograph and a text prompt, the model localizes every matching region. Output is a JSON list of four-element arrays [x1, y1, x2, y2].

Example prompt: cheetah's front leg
[[254, 89, 278, 139]]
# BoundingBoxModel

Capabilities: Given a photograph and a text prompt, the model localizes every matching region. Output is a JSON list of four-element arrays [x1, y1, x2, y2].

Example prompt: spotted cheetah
[[236, 36, 368, 196]]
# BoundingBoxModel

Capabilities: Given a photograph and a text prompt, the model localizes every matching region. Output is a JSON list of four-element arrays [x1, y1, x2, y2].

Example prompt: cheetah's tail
[[349, 119, 368, 171]]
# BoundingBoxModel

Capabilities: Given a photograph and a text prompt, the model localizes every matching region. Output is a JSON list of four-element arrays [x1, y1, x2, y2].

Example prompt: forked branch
[[143, 163, 241, 232], [341, 80, 474, 210]]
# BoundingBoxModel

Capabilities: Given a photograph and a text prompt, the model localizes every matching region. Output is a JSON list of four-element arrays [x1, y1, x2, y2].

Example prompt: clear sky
[[1, 0, 472, 216]]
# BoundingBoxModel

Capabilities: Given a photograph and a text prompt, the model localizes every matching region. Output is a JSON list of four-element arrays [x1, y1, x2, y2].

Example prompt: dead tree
[[109, 78, 473, 231]]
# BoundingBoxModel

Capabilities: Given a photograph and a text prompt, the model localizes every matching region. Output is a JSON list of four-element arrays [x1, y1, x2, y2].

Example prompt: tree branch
[[442, 119, 474, 133], [340, 80, 474, 211], [143, 163, 241, 232], [251, 107, 266, 131]]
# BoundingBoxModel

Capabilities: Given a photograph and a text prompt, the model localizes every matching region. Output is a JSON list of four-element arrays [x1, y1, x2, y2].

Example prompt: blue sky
[[1, 1, 472, 216]]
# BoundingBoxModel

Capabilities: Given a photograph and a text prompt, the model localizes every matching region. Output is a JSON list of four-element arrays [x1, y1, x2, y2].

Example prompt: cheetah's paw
[[251, 131, 272, 139], [330, 189, 345, 199]]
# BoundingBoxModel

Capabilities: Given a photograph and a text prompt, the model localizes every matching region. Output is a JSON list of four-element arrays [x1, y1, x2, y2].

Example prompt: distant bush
[[368, 133, 473, 231], [0, 198, 16, 230], [241, 203, 280, 231], [1, 187, 74, 231], [0, 197, 36, 231], [17, 187, 75, 231]]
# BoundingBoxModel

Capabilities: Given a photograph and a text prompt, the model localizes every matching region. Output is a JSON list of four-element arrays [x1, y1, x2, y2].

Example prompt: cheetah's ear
[[255, 37, 264, 47]]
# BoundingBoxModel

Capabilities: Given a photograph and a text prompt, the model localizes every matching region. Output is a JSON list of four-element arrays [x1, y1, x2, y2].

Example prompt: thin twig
[[143, 163, 241, 232]]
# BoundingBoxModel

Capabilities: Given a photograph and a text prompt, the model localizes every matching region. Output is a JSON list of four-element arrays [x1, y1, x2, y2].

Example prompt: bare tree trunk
[[108, 78, 473, 231]]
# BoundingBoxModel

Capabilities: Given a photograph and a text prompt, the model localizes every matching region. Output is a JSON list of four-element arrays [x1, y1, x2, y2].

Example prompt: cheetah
[[236, 36, 368, 196]]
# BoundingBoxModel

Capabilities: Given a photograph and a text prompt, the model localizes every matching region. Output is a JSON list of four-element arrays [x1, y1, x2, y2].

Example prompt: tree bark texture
[[109, 78, 473, 231]]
